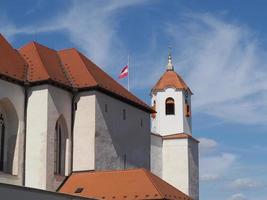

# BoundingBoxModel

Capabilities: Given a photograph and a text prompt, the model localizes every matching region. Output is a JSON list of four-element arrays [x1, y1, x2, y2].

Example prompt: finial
[[167, 47, 174, 71]]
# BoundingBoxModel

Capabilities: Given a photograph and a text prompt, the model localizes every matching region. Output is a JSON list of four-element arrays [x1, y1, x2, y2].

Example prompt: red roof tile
[[0, 33, 152, 113], [58, 168, 192, 200], [19, 42, 71, 86], [0, 34, 26, 81], [152, 70, 192, 94], [58, 49, 151, 111]]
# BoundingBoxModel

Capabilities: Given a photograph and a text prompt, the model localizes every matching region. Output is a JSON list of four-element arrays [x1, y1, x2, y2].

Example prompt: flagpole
[[127, 55, 130, 91]]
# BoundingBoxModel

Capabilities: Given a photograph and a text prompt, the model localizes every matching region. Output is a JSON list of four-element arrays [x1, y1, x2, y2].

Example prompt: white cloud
[[2, 4, 267, 125], [229, 178, 265, 190], [0, 0, 151, 69], [200, 174, 220, 182], [167, 13, 267, 125], [200, 153, 236, 182], [199, 137, 218, 154], [228, 193, 247, 200]]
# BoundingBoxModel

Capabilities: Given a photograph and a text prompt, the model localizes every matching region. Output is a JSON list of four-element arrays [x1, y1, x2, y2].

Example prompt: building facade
[[0, 34, 152, 191], [150, 53, 199, 200], [0, 33, 198, 200]]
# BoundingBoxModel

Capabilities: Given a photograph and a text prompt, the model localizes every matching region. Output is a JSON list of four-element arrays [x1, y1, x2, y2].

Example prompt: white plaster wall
[[162, 138, 189, 194], [152, 88, 191, 136], [25, 85, 49, 190], [46, 85, 72, 191], [150, 135, 162, 178], [73, 91, 95, 172], [25, 85, 72, 191], [162, 138, 199, 200], [0, 79, 25, 186], [95, 91, 150, 170]]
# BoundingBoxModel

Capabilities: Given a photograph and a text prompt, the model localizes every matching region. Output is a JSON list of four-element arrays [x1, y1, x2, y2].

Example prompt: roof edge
[[151, 133, 199, 143], [142, 169, 164, 198]]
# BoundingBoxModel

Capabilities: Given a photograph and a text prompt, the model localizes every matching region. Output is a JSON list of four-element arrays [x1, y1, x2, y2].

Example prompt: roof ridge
[[142, 169, 164, 198], [148, 172, 193, 200], [30, 42, 50, 78], [77, 52, 150, 108], [56, 51, 77, 89], [74, 50, 98, 86], [12, 48, 29, 82]]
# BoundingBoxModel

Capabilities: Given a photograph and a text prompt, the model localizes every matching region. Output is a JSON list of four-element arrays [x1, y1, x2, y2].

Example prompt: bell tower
[[151, 51, 192, 136], [150, 50, 199, 200]]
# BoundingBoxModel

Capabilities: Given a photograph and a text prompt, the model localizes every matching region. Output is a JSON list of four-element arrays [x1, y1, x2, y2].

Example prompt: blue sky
[[1, 1, 267, 199]]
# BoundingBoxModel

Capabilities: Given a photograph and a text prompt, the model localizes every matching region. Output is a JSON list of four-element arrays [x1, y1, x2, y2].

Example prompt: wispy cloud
[[1, 3, 267, 125], [167, 13, 267, 125], [200, 152, 236, 181], [199, 137, 218, 154], [0, 0, 150, 68], [228, 193, 247, 200], [229, 178, 265, 190], [198, 137, 237, 182], [50, 0, 144, 67]]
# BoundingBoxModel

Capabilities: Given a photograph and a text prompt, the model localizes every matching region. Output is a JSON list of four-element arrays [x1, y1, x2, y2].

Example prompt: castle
[[0, 34, 199, 200]]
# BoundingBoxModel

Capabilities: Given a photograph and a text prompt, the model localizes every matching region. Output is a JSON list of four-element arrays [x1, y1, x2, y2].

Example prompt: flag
[[119, 65, 128, 79]]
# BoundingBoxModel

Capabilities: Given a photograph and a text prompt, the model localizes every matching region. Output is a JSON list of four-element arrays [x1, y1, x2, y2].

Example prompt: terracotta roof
[[58, 168, 192, 200], [0, 34, 26, 81], [58, 49, 150, 111], [0, 33, 152, 113], [19, 42, 71, 86], [151, 133, 199, 143], [152, 70, 192, 94]]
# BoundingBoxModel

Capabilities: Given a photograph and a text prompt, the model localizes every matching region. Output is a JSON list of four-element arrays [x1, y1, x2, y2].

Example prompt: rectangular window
[[74, 102, 77, 111], [123, 109, 126, 120], [141, 119, 143, 127], [105, 104, 108, 112], [186, 104, 191, 117]]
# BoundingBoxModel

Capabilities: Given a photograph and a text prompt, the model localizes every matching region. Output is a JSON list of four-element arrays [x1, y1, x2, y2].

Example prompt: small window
[[54, 117, 67, 176], [151, 101, 156, 119], [74, 187, 84, 193], [165, 98, 175, 115], [140, 119, 143, 127], [105, 104, 108, 112], [185, 104, 191, 117], [54, 122, 62, 175], [74, 102, 77, 111], [123, 109, 126, 120]]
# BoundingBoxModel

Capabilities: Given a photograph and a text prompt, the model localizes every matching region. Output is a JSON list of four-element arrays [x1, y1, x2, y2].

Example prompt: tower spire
[[167, 47, 174, 71]]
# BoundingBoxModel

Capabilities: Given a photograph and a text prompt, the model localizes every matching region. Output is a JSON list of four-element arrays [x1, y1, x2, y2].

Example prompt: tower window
[[165, 97, 175, 115], [151, 101, 156, 119], [105, 104, 108, 113], [123, 109, 126, 120], [185, 104, 191, 117]]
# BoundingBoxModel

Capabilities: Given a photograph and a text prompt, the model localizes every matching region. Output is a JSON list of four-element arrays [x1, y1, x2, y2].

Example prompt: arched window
[[54, 117, 67, 176], [0, 99, 19, 175], [151, 100, 156, 119], [166, 97, 175, 115], [0, 113, 5, 171]]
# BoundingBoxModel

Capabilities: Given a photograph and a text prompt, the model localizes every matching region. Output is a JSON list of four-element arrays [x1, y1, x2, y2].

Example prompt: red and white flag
[[119, 65, 128, 79]]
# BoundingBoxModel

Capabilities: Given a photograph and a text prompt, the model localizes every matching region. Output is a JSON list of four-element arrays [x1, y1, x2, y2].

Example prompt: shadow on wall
[[95, 94, 150, 170]]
